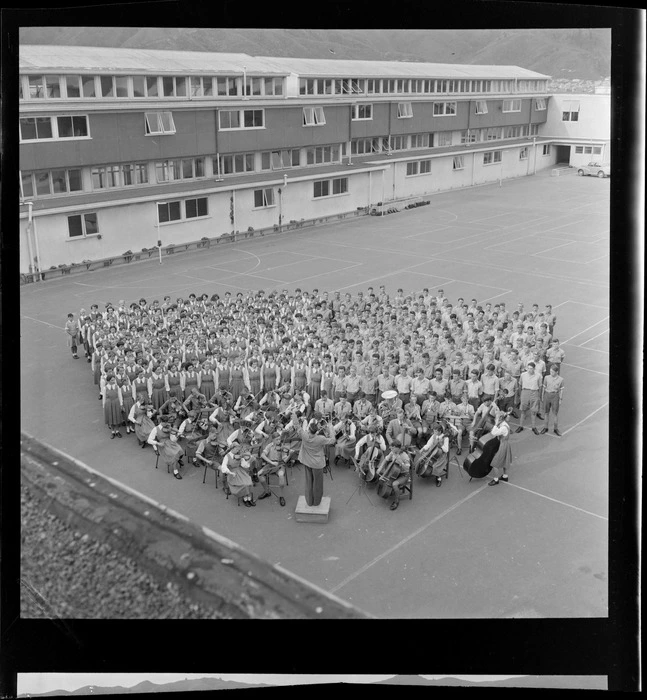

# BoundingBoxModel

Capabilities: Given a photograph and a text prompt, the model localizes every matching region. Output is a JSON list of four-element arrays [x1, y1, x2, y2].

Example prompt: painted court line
[[329, 484, 489, 594], [503, 483, 607, 521], [530, 241, 577, 257], [561, 317, 610, 344], [562, 402, 609, 436], [21, 315, 62, 331], [563, 342, 609, 355], [578, 328, 609, 347], [287, 263, 364, 286], [406, 269, 510, 292], [561, 362, 608, 376]]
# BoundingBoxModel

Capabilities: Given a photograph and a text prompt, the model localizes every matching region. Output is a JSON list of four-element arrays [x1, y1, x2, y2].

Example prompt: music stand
[[346, 457, 375, 506]]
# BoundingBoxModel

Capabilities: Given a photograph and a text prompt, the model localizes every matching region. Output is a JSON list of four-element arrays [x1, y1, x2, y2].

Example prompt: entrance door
[[555, 145, 571, 165]]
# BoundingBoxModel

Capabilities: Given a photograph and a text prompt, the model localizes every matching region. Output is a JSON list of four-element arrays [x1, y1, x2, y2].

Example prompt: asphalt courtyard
[[20, 169, 609, 618]]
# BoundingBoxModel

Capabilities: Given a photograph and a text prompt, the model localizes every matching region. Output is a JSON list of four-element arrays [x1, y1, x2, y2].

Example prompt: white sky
[[18, 674, 529, 695]]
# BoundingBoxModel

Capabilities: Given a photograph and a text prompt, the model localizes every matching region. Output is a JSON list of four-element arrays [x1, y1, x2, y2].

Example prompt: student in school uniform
[[103, 374, 124, 439], [65, 313, 80, 359]]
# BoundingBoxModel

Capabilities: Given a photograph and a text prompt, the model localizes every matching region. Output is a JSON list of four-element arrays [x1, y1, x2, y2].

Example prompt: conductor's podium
[[295, 496, 331, 523]]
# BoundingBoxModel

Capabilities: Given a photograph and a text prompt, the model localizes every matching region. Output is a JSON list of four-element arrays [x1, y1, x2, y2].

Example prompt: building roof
[[19, 44, 550, 80]]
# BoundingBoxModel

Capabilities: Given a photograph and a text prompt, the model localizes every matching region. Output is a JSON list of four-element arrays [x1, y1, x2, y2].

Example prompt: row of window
[[299, 77, 548, 96], [574, 145, 603, 154], [20, 125, 547, 198], [20, 74, 284, 100]]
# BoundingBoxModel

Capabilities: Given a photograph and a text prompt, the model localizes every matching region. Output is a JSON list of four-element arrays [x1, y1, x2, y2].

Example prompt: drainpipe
[[242, 67, 248, 100], [532, 136, 538, 175], [231, 189, 236, 234], [381, 169, 385, 216], [368, 170, 372, 208], [347, 103, 353, 165], [31, 207, 44, 281], [24, 201, 35, 277]]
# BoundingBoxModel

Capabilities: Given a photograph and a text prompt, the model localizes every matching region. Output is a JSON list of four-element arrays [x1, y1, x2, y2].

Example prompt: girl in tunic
[[132, 368, 150, 405], [292, 356, 308, 393], [279, 359, 293, 393], [148, 365, 168, 411], [166, 362, 184, 401], [117, 369, 135, 434], [308, 360, 323, 404], [487, 409, 513, 485], [103, 374, 124, 439], [261, 354, 279, 392], [92, 343, 105, 397], [216, 357, 231, 393], [182, 363, 199, 399], [322, 363, 335, 398], [148, 424, 185, 479], [130, 401, 157, 447], [229, 361, 248, 404], [246, 359, 262, 398], [199, 361, 216, 402], [333, 416, 357, 464], [221, 445, 255, 506]]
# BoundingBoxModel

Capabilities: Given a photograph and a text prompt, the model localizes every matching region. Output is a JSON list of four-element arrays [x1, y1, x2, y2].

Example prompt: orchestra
[[77, 285, 563, 510]]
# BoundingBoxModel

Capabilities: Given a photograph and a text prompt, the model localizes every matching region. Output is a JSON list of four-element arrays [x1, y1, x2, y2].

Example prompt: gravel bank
[[20, 485, 228, 619]]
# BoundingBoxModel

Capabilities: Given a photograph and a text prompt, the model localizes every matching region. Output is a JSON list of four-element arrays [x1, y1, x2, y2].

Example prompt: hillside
[[18, 28, 611, 80]]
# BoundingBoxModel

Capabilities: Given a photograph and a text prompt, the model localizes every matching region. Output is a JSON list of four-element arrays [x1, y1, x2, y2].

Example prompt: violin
[[462, 432, 500, 478], [376, 453, 403, 499]]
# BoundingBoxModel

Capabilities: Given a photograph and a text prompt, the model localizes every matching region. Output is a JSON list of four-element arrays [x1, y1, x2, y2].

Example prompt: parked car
[[577, 162, 611, 178]]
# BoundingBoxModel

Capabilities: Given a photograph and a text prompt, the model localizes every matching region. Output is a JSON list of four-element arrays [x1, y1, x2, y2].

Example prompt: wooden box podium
[[295, 496, 331, 523]]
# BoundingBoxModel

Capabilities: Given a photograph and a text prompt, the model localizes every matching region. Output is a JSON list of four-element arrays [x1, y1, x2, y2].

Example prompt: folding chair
[[153, 449, 170, 474], [201, 458, 219, 488], [399, 468, 413, 501]]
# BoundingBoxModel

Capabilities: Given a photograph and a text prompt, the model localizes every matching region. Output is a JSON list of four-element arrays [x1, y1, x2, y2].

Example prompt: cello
[[357, 440, 383, 483], [376, 452, 402, 499], [462, 432, 500, 479], [414, 444, 441, 478]]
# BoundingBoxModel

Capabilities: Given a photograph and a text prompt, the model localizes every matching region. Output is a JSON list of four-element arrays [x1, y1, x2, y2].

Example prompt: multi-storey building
[[19, 45, 559, 273]]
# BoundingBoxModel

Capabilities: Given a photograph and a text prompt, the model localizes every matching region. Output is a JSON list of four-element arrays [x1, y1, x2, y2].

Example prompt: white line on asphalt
[[561, 316, 610, 344], [329, 484, 489, 593], [577, 327, 610, 347], [21, 315, 61, 330], [561, 362, 609, 376], [561, 402, 609, 436], [502, 482, 607, 521]]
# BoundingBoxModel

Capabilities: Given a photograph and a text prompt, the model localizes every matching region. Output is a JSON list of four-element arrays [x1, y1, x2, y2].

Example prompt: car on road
[[577, 161, 611, 178]]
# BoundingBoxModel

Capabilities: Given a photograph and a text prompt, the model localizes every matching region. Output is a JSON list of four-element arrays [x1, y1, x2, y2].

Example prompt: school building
[[17, 45, 607, 275]]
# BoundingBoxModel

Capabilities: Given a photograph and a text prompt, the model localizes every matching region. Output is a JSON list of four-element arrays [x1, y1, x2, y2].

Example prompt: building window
[[158, 201, 182, 223], [406, 159, 431, 177], [63, 75, 81, 98], [542, 144, 551, 156], [389, 135, 406, 151], [264, 77, 283, 96], [461, 130, 478, 144], [303, 106, 326, 126], [68, 213, 99, 238], [505, 125, 523, 139], [254, 188, 275, 208], [483, 150, 502, 165], [502, 99, 522, 112], [520, 147, 528, 160], [409, 133, 430, 149], [120, 163, 149, 186], [261, 149, 300, 170], [452, 155, 464, 171], [592, 146, 602, 155], [436, 132, 453, 147], [219, 109, 264, 129], [131, 76, 145, 97], [218, 153, 255, 174], [185, 197, 208, 219], [22, 168, 83, 197], [535, 97, 546, 111], [397, 102, 413, 118], [245, 77, 263, 96], [26, 75, 61, 99], [306, 145, 341, 165], [145, 111, 176, 135], [352, 104, 373, 120], [313, 177, 348, 198], [562, 101, 580, 121], [482, 127, 502, 141], [20, 115, 89, 141], [351, 137, 384, 155], [475, 100, 488, 114], [433, 102, 457, 116], [190, 76, 214, 97]]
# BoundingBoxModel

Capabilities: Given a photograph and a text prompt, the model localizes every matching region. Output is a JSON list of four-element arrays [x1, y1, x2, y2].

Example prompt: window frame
[[351, 103, 373, 120], [67, 212, 99, 239], [144, 111, 176, 135], [452, 155, 465, 171], [535, 97, 547, 111], [475, 100, 488, 114], [483, 150, 503, 166], [432, 101, 457, 116], [542, 144, 551, 156], [303, 106, 326, 126], [19, 114, 91, 142], [502, 98, 522, 113], [253, 187, 276, 209], [219, 108, 265, 130], [313, 177, 348, 199], [184, 197, 209, 219], [519, 147, 529, 160], [397, 102, 413, 119]]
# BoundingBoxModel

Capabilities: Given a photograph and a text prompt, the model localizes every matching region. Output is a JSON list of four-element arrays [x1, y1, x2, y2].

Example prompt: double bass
[[462, 432, 500, 478]]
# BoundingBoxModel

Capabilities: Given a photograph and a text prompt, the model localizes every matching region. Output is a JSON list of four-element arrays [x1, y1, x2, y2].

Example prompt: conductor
[[293, 412, 337, 507]]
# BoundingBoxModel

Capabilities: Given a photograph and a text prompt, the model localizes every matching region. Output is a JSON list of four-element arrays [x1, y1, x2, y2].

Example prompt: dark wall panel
[[350, 103, 390, 138], [390, 100, 469, 135]]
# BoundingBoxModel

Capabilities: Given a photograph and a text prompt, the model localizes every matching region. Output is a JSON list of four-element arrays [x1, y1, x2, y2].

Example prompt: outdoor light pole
[[155, 202, 164, 265]]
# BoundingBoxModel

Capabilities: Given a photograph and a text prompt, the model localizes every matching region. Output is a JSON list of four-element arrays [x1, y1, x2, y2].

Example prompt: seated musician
[[129, 401, 157, 447], [404, 394, 424, 445], [378, 440, 412, 511], [420, 390, 441, 441], [418, 423, 450, 486], [226, 418, 260, 479], [257, 432, 287, 506], [259, 388, 281, 412], [452, 392, 475, 454], [147, 423, 184, 480], [333, 416, 357, 464], [378, 394, 402, 423], [359, 403, 384, 434], [354, 424, 386, 461], [220, 444, 256, 507], [314, 389, 334, 420], [182, 386, 209, 415], [293, 390, 310, 417], [352, 391, 372, 421], [209, 408, 237, 448], [234, 392, 258, 421], [177, 410, 209, 463], [194, 431, 223, 477], [468, 396, 498, 453], [385, 408, 416, 450], [158, 395, 187, 429], [497, 370, 518, 414], [334, 392, 353, 421]]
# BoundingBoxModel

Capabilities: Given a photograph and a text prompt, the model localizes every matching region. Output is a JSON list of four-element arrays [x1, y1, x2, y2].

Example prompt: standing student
[[487, 409, 514, 485], [540, 364, 565, 436], [65, 313, 80, 359], [516, 362, 542, 434], [103, 374, 124, 439]]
